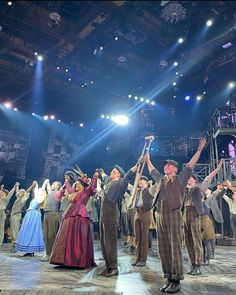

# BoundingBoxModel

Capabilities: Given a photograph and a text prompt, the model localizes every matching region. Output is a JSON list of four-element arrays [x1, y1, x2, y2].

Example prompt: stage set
[[0, 239, 236, 295], [1, 1, 236, 295]]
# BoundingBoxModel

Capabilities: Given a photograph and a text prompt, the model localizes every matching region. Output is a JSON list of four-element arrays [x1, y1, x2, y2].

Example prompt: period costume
[[132, 181, 153, 266], [150, 160, 192, 292], [16, 184, 45, 254], [100, 166, 134, 276], [50, 177, 97, 268], [201, 188, 225, 264], [0, 187, 15, 246], [183, 182, 204, 275], [223, 194, 236, 239], [42, 182, 61, 260], [10, 190, 30, 251]]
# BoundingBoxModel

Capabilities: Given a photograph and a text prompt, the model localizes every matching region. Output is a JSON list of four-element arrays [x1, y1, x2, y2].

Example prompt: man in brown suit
[[132, 175, 153, 267], [146, 138, 206, 293]]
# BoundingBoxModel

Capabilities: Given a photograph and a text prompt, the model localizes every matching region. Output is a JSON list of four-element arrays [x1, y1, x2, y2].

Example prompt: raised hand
[[198, 138, 206, 151]]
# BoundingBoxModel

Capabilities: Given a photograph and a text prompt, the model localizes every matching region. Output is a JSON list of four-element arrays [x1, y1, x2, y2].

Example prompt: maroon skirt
[[50, 214, 96, 268]]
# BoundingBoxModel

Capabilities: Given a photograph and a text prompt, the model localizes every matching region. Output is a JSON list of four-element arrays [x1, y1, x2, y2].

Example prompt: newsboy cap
[[163, 159, 179, 169], [113, 165, 125, 177]]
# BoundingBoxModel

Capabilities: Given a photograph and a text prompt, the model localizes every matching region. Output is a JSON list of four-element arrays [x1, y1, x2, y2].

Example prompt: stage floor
[[0, 240, 236, 294]]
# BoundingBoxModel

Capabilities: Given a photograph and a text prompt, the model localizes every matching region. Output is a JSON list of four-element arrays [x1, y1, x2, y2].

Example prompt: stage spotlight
[[82, 84, 85, 87], [91, 128, 94, 132], [203, 91, 206, 94], [13, 108, 18, 111], [140, 97, 144, 102], [34, 52, 38, 56], [4, 102, 12, 108], [32, 112, 36, 116], [101, 114, 105, 118], [178, 37, 184, 44], [185, 96, 190, 101], [106, 116, 110, 119], [68, 78, 71, 81], [90, 81, 94, 84], [58, 119, 61, 123], [128, 94, 132, 98], [79, 123, 84, 127], [173, 82, 177, 86], [197, 95, 202, 100], [174, 95, 176, 98], [43, 115, 49, 120], [146, 99, 150, 104], [65, 69, 69, 72], [176, 72, 179, 75], [56, 66, 60, 70], [8, 1, 12, 6], [134, 96, 138, 100], [115, 36, 118, 41], [151, 101, 155, 105], [206, 19, 213, 27], [37, 55, 43, 61], [229, 82, 235, 88], [173, 61, 178, 67], [50, 115, 55, 120], [100, 46, 104, 50], [112, 115, 129, 126]]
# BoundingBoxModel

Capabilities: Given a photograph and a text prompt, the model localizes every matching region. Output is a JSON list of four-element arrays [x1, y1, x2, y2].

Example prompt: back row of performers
[[1, 138, 236, 294]]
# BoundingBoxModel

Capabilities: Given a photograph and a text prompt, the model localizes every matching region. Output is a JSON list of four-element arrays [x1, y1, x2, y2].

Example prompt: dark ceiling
[[0, 0, 236, 135]]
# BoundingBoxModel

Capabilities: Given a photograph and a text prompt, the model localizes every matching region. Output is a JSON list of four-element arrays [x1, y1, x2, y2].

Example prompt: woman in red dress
[[49, 173, 98, 268]]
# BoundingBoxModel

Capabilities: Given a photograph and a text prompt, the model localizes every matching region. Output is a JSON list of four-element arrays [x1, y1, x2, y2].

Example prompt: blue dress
[[16, 198, 45, 253]]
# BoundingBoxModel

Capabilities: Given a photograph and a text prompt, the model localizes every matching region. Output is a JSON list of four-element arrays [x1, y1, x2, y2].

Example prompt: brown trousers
[[43, 211, 60, 256], [100, 199, 118, 269], [134, 208, 151, 262], [157, 201, 184, 281], [184, 206, 203, 265]]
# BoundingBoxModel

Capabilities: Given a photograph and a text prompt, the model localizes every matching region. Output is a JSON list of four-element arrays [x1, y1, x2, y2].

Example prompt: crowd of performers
[[1, 138, 236, 293]]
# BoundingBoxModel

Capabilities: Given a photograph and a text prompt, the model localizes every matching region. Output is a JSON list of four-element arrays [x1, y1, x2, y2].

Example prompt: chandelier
[[161, 2, 186, 24]]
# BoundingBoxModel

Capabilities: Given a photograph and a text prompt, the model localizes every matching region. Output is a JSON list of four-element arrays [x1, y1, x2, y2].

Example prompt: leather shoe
[[105, 268, 118, 277], [165, 281, 181, 293], [160, 279, 172, 292], [132, 261, 138, 266], [23, 253, 34, 257], [136, 261, 146, 267], [98, 268, 110, 276], [187, 263, 196, 274], [191, 265, 202, 275]]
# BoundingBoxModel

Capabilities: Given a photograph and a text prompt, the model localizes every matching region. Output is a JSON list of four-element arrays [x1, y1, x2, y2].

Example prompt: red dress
[[49, 178, 97, 268]]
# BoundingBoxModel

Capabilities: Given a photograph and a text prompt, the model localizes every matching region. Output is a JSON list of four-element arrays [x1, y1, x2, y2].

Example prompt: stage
[[0, 240, 235, 294]]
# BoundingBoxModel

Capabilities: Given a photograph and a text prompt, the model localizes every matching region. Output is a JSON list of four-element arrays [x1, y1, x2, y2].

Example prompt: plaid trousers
[[157, 201, 184, 281], [184, 206, 203, 265]]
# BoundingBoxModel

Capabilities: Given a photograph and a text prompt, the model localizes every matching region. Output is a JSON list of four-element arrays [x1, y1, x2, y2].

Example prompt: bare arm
[[207, 159, 224, 182], [188, 138, 206, 169], [145, 153, 156, 172]]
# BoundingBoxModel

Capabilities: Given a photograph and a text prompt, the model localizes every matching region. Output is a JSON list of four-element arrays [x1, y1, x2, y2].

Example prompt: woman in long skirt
[[16, 181, 45, 256], [50, 174, 97, 268]]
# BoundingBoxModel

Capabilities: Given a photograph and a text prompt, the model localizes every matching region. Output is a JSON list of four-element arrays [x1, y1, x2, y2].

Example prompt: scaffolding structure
[[206, 107, 236, 184], [206, 107, 236, 240]]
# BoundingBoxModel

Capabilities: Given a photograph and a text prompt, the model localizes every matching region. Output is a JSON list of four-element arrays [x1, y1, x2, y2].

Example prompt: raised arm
[[5, 183, 16, 203], [188, 138, 206, 169]]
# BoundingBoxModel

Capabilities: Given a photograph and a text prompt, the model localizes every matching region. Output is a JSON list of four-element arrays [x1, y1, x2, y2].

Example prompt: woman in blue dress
[[16, 181, 45, 256]]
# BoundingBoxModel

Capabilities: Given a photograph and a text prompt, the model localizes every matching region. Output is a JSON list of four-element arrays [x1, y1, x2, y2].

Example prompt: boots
[[187, 263, 196, 274]]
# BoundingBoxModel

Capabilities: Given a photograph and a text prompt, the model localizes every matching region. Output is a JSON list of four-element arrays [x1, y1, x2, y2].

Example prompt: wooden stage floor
[[0, 240, 236, 294]]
